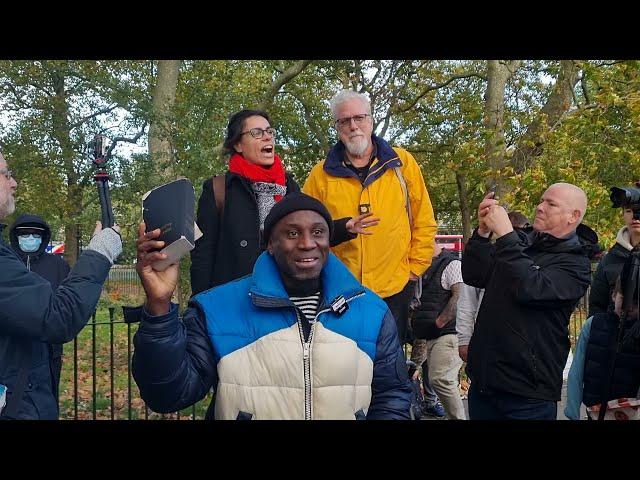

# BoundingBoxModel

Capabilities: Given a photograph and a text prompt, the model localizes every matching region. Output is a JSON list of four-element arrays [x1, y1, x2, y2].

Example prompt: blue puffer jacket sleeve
[[564, 317, 592, 420], [132, 302, 217, 414], [367, 309, 412, 420], [0, 246, 110, 343]]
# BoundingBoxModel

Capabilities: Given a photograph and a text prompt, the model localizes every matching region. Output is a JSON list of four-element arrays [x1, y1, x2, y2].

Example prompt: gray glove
[[86, 227, 122, 265]]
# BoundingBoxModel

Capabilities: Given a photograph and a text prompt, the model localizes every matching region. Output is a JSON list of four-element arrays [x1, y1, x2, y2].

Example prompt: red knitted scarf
[[228, 153, 286, 200]]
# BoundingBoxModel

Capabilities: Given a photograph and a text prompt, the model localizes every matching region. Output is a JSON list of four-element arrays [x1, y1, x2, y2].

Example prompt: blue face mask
[[18, 234, 42, 253]]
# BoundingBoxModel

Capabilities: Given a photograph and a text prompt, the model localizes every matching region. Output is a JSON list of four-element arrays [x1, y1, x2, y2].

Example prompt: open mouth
[[261, 145, 274, 155], [295, 257, 319, 268]]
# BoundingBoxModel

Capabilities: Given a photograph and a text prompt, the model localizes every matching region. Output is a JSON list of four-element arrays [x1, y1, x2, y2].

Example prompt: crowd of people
[[1, 89, 639, 420]]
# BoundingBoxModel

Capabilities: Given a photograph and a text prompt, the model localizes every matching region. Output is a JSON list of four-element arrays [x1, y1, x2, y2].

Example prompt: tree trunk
[[511, 60, 580, 174], [456, 172, 472, 242], [50, 67, 82, 266], [259, 60, 312, 111], [483, 60, 521, 196], [148, 60, 181, 180]]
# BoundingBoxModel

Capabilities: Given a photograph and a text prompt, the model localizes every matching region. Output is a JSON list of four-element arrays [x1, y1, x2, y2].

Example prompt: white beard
[[344, 135, 370, 157], [0, 196, 14, 218]]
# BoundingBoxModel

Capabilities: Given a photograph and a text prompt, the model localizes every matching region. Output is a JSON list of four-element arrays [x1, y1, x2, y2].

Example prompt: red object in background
[[435, 234, 463, 252], [51, 243, 65, 254]]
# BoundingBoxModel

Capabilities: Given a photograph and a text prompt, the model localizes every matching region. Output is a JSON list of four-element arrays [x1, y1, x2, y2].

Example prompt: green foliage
[[2, 59, 637, 257]]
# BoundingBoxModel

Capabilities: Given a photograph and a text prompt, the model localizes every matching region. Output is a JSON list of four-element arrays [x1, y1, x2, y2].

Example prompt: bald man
[[462, 183, 591, 420]]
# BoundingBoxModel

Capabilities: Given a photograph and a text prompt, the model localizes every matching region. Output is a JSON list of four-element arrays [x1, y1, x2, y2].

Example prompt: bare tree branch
[[2, 81, 40, 110], [259, 60, 313, 109], [511, 60, 580, 174], [392, 72, 487, 115], [106, 124, 147, 158], [28, 81, 53, 96], [503, 60, 521, 75], [594, 60, 625, 67], [70, 103, 119, 130], [282, 89, 330, 155], [378, 109, 393, 139]]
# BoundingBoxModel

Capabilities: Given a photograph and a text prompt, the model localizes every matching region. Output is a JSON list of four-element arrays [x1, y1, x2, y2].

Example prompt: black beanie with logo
[[263, 192, 334, 245]]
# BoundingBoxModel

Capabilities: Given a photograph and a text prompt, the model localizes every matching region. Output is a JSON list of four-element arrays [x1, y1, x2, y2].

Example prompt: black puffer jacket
[[589, 226, 635, 317], [9, 214, 70, 406], [462, 228, 591, 401], [582, 311, 640, 408]]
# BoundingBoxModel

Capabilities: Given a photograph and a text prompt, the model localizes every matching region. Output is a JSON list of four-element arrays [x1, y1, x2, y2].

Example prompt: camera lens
[[610, 187, 640, 208]]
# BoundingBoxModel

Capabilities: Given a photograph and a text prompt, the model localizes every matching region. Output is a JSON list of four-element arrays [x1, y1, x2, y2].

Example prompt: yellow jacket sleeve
[[399, 149, 437, 277], [302, 162, 324, 201]]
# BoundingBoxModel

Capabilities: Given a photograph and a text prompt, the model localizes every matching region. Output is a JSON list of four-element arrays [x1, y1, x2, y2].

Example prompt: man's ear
[[570, 209, 581, 225], [267, 238, 273, 255]]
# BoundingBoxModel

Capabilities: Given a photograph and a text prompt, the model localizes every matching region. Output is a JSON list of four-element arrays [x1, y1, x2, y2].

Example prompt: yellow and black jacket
[[303, 135, 437, 298]]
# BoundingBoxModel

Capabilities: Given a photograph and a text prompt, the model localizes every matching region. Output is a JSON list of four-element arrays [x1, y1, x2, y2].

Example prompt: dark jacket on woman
[[582, 311, 640, 408], [190, 172, 300, 295], [462, 227, 591, 402]]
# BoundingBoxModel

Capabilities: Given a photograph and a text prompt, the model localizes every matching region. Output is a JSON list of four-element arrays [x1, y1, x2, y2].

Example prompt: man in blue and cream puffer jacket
[[132, 192, 411, 419]]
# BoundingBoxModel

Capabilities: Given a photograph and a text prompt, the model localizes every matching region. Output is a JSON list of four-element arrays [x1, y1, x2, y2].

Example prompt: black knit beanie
[[263, 192, 333, 244]]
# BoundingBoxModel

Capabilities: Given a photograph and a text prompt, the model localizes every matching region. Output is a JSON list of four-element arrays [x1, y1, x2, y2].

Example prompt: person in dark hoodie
[[589, 201, 640, 316], [9, 214, 71, 407], [462, 183, 591, 420], [0, 151, 121, 420]]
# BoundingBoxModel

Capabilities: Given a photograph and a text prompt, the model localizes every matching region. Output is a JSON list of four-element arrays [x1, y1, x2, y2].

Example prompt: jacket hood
[[324, 135, 401, 187], [615, 226, 634, 252], [576, 223, 602, 260], [9, 214, 52, 260], [517, 227, 586, 255]]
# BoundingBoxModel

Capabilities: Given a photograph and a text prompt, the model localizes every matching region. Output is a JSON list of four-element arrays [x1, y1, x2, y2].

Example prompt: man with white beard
[[303, 90, 437, 346]]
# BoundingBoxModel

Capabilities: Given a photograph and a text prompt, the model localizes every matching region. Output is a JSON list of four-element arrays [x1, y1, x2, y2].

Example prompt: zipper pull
[[303, 342, 310, 360]]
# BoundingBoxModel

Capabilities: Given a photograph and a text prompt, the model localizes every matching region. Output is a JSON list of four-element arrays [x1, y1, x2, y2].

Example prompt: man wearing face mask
[[8, 214, 71, 409]]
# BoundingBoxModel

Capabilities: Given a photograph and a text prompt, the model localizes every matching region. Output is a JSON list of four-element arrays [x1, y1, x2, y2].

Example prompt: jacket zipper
[[297, 316, 316, 420], [359, 186, 366, 281], [297, 292, 366, 420], [26, 254, 31, 271]]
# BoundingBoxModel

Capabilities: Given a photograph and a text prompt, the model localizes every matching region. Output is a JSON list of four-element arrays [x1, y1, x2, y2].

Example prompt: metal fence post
[[73, 336, 78, 420], [109, 306, 115, 420], [92, 310, 97, 420]]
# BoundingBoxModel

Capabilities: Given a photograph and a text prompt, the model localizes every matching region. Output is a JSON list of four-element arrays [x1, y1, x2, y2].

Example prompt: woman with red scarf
[[190, 109, 376, 295]]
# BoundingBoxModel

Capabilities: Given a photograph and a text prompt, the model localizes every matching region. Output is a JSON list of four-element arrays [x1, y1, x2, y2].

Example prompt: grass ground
[[58, 307, 212, 420]]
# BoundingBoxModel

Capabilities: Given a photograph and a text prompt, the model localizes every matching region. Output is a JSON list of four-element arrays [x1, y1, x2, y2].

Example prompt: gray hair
[[329, 90, 372, 120]]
